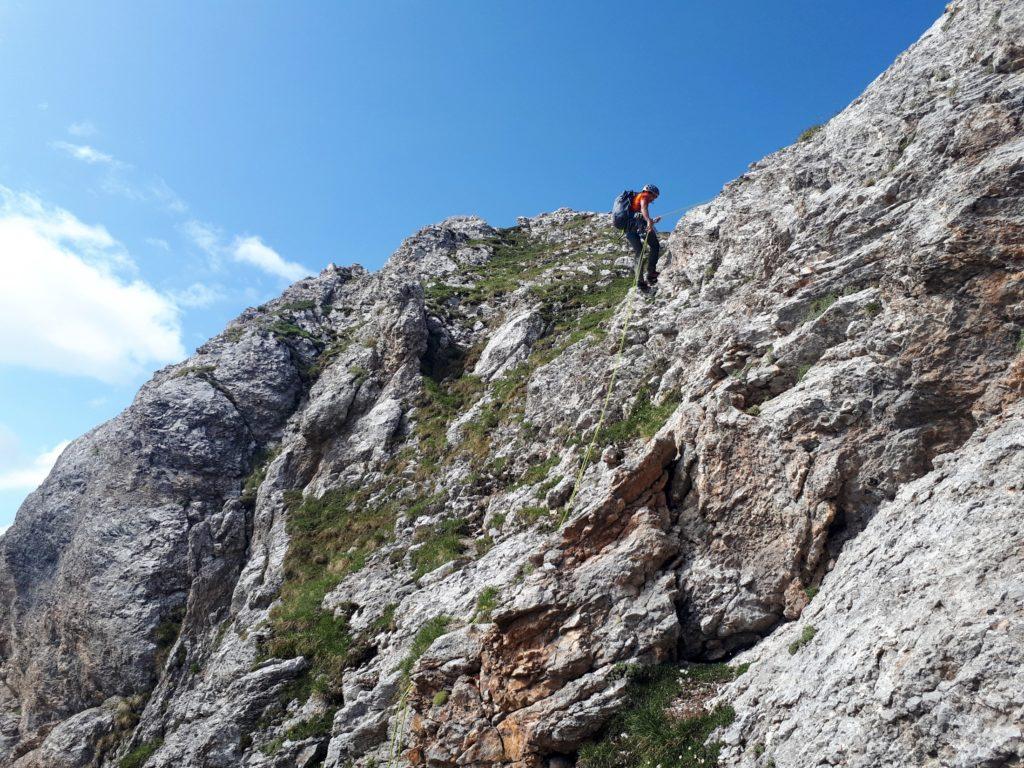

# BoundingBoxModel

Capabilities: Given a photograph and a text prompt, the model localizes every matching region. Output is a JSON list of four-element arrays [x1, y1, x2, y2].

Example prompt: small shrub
[[516, 562, 536, 581], [1016, 330, 1024, 353], [798, 123, 824, 142], [788, 624, 818, 655], [279, 299, 316, 312], [796, 363, 813, 382], [897, 131, 916, 155], [120, 740, 163, 768], [400, 615, 453, 681], [744, 404, 761, 417], [864, 300, 882, 317], [153, 605, 185, 671], [268, 321, 315, 341], [804, 292, 839, 322], [260, 736, 286, 756], [347, 364, 370, 385], [804, 585, 819, 601], [473, 586, 499, 622], [172, 364, 216, 379], [432, 690, 450, 707]]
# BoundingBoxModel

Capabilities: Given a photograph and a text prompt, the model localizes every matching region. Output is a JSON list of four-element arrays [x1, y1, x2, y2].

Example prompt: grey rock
[[472, 309, 545, 381]]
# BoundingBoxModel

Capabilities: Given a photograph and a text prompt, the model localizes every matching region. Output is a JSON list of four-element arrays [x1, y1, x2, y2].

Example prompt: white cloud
[[183, 221, 309, 282], [146, 237, 170, 251], [149, 178, 187, 214], [68, 120, 97, 137], [0, 440, 71, 491], [0, 187, 186, 382], [170, 282, 224, 309], [232, 235, 310, 282], [182, 219, 222, 259], [51, 140, 118, 165]]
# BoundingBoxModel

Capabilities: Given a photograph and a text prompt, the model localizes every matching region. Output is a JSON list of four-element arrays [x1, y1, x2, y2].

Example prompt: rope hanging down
[[559, 232, 651, 528]]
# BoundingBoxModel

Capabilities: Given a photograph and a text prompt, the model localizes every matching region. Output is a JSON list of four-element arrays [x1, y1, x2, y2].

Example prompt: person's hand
[[653, 216, 662, 224]]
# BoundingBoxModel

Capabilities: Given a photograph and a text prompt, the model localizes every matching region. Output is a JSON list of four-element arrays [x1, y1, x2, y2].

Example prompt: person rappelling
[[612, 185, 662, 290]]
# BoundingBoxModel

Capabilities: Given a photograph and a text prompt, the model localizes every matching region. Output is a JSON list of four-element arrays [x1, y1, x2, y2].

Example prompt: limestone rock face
[[0, 1, 1022, 767], [717, 403, 1024, 767]]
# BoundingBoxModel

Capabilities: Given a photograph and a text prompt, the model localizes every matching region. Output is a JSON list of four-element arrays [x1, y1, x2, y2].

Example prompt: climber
[[626, 185, 662, 289]]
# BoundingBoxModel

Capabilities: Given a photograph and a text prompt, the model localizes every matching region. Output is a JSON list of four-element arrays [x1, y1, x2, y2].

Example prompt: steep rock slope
[[0, 1, 1021, 767]]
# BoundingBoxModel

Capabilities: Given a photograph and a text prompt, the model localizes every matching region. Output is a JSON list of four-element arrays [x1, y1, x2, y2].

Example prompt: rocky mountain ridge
[[1, 1, 1022, 766]]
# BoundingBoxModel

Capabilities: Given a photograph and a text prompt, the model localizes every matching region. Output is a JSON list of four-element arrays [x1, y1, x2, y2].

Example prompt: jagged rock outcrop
[[0, 1, 1021, 767]]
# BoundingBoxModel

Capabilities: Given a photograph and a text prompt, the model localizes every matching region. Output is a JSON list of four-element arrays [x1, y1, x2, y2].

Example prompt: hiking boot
[[647, 270, 660, 284], [637, 279, 651, 292]]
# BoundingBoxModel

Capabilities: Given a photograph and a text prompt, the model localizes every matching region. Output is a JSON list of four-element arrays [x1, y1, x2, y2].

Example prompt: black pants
[[626, 225, 661, 280]]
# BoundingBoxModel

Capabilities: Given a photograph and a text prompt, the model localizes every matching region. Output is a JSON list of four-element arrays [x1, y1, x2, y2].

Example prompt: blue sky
[[0, 0, 945, 528]]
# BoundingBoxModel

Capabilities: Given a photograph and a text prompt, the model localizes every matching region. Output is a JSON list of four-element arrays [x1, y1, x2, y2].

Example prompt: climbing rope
[[387, 682, 413, 767], [559, 232, 651, 528]]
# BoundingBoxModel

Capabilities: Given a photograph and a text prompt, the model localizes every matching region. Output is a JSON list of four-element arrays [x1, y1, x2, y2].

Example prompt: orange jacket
[[631, 191, 655, 213]]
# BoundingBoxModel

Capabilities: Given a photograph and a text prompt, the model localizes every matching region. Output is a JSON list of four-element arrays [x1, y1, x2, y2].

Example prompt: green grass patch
[[411, 518, 467, 580], [1017, 330, 1024, 353], [413, 375, 485, 476], [798, 123, 824, 142], [804, 292, 839, 322], [264, 486, 397, 699], [153, 605, 185, 672], [601, 388, 681, 446], [432, 690, 450, 707], [261, 709, 336, 755], [240, 445, 279, 506], [518, 505, 551, 525], [864, 300, 882, 317], [172, 364, 216, 379], [788, 624, 818, 655], [120, 739, 163, 768], [474, 535, 494, 556], [577, 664, 741, 768], [516, 454, 559, 487], [308, 336, 353, 378], [404, 490, 445, 522], [400, 615, 453, 682], [796, 362, 813, 382], [473, 586, 499, 622]]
